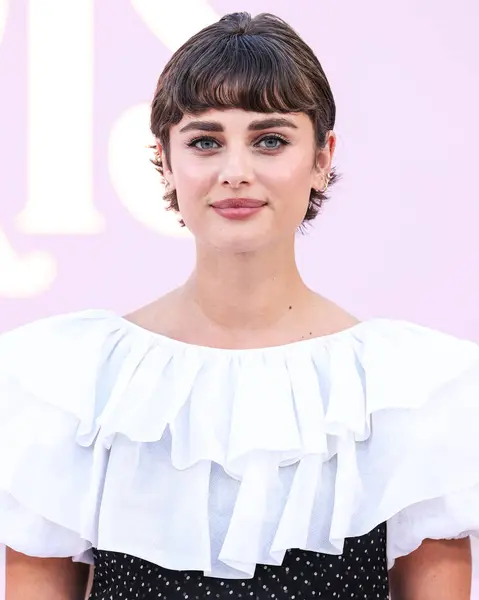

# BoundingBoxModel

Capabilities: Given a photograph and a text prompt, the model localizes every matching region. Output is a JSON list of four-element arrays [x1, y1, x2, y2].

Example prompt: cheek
[[260, 154, 314, 195], [261, 155, 313, 224], [176, 164, 209, 190], [173, 161, 217, 209]]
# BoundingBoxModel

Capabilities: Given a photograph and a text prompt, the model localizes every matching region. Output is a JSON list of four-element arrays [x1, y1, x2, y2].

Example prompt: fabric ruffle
[[1, 309, 479, 578]]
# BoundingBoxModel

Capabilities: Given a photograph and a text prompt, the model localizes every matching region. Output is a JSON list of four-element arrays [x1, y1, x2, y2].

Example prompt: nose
[[218, 146, 253, 188]]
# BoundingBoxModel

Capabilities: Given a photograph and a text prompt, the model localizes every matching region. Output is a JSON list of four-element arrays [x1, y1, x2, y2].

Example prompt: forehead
[[173, 108, 311, 133]]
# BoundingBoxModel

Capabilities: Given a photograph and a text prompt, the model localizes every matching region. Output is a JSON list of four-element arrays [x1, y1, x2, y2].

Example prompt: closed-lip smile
[[209, 198, 267, 221], [210, 198, 267, 209]]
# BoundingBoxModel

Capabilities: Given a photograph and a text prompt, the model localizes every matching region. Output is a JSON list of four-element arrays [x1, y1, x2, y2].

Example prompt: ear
[[156, 140, 175, 188], [311, 131, 336, 191]]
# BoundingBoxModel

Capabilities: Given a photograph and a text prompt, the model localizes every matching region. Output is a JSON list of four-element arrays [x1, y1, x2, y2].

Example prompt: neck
[[181, 239, 312, 332]]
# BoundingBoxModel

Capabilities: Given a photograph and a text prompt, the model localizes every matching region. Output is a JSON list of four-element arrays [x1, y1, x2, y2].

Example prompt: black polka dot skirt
[[88, 523, 389, 600]]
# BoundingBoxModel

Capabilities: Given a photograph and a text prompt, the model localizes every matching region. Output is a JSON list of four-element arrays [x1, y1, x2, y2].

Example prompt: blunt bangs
[[168, 36, 319, 119]]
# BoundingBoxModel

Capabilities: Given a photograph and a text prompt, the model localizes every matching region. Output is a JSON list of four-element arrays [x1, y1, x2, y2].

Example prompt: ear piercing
[[319, 172, 332, 194]]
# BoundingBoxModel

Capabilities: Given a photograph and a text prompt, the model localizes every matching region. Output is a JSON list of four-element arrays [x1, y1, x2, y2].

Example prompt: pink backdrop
[[1, 0, 479, 596], [1, 0, 478, 339]]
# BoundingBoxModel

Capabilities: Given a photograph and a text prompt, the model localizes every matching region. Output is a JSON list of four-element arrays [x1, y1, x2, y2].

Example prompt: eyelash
[[186, 134, 291, 151]]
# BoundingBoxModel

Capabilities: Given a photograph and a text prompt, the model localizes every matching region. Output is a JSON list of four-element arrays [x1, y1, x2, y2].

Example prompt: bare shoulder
[[6, 547, 91, 600], [123, 290, 183, 336], [310, 294, 360, 337]]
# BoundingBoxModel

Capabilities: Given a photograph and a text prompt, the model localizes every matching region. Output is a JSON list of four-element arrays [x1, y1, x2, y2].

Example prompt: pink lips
[[210, 198, 267, 220]]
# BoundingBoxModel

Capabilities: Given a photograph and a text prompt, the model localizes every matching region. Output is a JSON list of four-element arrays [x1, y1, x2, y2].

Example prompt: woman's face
[[160, 108, 335, 252]]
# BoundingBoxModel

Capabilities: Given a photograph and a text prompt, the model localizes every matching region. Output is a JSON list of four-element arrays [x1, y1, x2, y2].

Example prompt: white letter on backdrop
[[17, 0, 104, 235], [107, 0, 219, 238]]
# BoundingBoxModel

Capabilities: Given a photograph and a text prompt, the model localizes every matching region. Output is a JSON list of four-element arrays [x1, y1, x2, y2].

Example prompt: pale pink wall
[[0, 0, 478, 595], [0, 0, 478, 340]]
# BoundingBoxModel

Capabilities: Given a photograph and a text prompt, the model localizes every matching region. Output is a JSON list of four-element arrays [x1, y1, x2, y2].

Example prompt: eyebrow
[[179, 117, 298, 134]]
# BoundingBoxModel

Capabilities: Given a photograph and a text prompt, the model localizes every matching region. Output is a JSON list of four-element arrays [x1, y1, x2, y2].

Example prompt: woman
[[1, 11, 478, 600]]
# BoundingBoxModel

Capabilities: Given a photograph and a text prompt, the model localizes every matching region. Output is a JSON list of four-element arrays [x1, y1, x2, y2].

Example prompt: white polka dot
[[89, 524, 389, 599]]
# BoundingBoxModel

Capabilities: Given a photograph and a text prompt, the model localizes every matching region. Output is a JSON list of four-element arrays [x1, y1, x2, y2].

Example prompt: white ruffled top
[[1, 309, 479, 581]]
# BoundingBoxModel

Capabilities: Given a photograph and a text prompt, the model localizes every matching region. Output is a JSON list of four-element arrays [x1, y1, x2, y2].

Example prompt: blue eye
[[187, 134, 289, 151], [257, 135, 289, 150], [188, 137, 220, 150]]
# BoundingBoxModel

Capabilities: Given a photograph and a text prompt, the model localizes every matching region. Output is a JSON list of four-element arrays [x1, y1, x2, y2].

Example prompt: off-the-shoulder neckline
[[106, 310, 376, 354]]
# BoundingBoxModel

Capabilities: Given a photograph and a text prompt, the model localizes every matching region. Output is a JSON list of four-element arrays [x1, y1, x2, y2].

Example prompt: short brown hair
[[150, 12, 339, 226]]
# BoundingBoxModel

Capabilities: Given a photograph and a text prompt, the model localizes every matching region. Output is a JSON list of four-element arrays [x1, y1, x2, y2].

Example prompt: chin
[[216, 237, 270, 254], [200, 227, 273, 254], [185, 215, 269, 252]]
